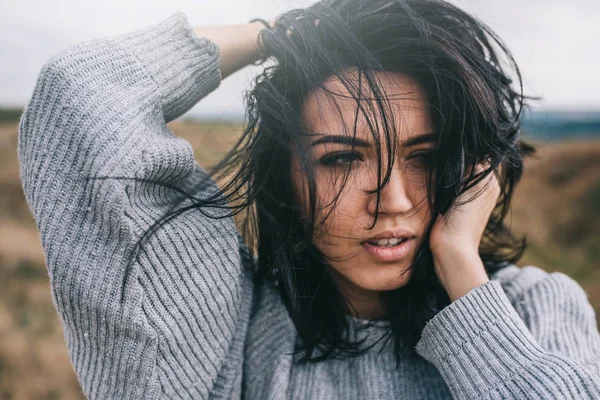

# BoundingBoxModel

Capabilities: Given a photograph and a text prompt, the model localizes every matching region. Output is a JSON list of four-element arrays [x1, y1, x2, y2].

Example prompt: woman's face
[[291, 69, 435, 308]]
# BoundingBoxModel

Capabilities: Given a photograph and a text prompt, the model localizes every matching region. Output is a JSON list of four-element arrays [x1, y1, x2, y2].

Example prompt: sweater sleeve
[[18, 12, 252, 399], [415, 266, 600, 399]]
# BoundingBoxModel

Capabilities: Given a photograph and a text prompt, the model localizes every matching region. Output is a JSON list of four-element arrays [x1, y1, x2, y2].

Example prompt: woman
[[18, 0, 600, 398]]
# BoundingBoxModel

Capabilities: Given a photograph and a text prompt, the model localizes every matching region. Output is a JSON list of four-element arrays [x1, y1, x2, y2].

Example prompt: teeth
[[371, 238, 406, 247]]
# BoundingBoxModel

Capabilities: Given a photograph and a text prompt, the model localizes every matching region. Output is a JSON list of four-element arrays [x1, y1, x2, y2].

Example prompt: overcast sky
[[1, 0, 599, 119]]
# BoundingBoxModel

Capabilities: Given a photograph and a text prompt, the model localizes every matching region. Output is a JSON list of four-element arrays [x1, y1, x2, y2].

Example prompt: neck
[[332, 273, 386, 320], [347, 292, 385, 320]]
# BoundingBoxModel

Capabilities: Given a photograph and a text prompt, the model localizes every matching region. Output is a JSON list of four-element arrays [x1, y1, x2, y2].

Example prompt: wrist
[[247, 20, 268, 52], [193, 22, 268, 79], [433, 250, 489, 301]]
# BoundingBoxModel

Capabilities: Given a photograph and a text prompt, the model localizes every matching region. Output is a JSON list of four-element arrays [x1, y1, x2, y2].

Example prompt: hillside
[[0, 120, 599, 398]]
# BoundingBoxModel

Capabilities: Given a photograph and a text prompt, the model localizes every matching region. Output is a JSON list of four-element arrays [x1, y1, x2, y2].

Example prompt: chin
[[348, 263, 414, 293]]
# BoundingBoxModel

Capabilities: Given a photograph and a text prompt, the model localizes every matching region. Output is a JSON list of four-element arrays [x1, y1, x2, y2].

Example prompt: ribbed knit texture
[[18, 11, 600, 399]]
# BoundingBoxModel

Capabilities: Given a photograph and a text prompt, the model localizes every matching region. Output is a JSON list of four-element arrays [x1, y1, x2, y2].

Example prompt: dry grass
[[0, 120, 598, 398], [0, 123, 84, 399], [511, 138, 600, 308]]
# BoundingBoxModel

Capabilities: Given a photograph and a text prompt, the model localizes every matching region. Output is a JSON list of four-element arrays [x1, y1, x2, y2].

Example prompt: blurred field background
[[0, 109, 599, 399]]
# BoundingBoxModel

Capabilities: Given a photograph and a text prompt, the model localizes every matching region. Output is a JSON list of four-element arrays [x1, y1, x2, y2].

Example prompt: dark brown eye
[[406, 152, 433, 170], [319, 151, 363, 166]]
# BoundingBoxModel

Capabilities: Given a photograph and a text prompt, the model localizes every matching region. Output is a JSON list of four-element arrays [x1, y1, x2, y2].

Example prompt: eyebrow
[[310, 133, 435, 148]]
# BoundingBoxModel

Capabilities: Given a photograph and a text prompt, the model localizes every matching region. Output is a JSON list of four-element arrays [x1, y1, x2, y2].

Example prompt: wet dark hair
[[137, 0, 535, 363]]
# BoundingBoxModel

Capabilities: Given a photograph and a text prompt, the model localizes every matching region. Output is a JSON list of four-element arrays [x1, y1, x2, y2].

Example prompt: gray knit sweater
[[18, 11, 600, 399]]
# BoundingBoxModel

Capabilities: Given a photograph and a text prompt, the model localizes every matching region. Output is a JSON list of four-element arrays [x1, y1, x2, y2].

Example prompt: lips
[[361, 228, 416, 261], [362, 228, 416, 244], [368, 237, 409, 247], [363, 238, 414, 261]]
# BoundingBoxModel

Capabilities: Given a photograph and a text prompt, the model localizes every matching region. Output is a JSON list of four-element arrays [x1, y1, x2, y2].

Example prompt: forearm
[[416, 277, 600, 399], [194, 21, 268, 79]]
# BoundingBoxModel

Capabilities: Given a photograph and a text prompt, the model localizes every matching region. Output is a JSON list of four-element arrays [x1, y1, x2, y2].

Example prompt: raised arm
[[18, 12, 267, 399]]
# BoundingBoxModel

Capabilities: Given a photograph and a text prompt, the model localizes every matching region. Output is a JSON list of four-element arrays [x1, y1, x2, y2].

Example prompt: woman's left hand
[[429, 166, 501, 301]]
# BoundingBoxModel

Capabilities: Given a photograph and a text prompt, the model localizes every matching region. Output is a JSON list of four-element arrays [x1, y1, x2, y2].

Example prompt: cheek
[[313, 171, 368, 239], [291, 158, 366, 222], [406, 180, 431, 216]]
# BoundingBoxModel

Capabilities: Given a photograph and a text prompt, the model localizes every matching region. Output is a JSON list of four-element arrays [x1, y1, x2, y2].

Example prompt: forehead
[[300, 68, 433, 140]]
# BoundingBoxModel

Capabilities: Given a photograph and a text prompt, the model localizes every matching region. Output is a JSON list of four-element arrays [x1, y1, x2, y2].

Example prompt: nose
[[367, 167, 414, 216]]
